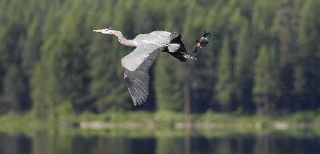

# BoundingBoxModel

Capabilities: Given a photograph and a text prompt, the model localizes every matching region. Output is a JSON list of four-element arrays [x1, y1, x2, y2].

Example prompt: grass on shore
[[1, 110, 320, 133]]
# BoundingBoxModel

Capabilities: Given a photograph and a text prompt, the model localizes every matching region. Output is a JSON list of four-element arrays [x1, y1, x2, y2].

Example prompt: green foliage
[[89, 0, 131, 112], [271, 1, 299, 110], [22, 14, 42, 76], [214, 39, 235, 111], [1, 64, 27, 112], [155, 54, 184, 111], [233, 21, 255, 112], [295, 0, 320, 108], [0, 0, 319, 117], [253, 45, 280, 115]]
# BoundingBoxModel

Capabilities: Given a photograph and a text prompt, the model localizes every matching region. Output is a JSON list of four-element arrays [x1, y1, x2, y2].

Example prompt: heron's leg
[[124, 72, 127, 79], [183, 53, 197, 61], [121, 60, 128, 79], [121, 59, 124, 68]]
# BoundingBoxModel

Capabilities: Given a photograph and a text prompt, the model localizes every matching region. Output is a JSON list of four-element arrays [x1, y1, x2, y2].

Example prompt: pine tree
[[154, 54, 185, 111], [31, 4, 65, 118], [0, 4, 29, 113], [272, 1, 299, 110], [294, 0, 320, 109], [228, 7, 256, 112], [234, 21, 255, 112], [1, 64, 27, 113], [53, 0, 91, 111], [252, 0, 278, 49], [89, 0, 135, 112], [154, 1, 188, 111], [22, 15, 42, 76], [253, 45, 280, 115], [1, 0, 320, 115], [214, 39, 235, 111], [181, 1, 210, 112]]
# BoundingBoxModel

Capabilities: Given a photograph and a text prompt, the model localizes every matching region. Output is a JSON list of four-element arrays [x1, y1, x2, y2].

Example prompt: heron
[[93, 27, 199, 106]]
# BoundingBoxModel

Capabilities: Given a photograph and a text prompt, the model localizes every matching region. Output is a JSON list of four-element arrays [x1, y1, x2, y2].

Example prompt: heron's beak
[[93, 29, 103, 32]]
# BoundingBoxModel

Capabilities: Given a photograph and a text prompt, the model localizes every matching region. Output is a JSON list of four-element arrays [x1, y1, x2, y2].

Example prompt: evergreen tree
[[272, 1, 299, 110], [253, 45, 280, 115], [53, 0, 91, 111], [0, 5, 28, 113], [181, 1, 209, 112], [154, 1, 188, 111], [0, 0, 320, 114], [31, 5, 64, 118], [1, 64, 27, 113], [294, 0, 320, 109], [234, 21, 255, 112], [214, 39, 235, 111], [89, 1, 130, 112], [252, 0, 278, 49], [89, 0, 138, 112], [154, 54, 185, 111], [22, 15, 42, 76]]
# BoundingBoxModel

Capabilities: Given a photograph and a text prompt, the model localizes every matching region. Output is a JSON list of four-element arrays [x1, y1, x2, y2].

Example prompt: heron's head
[[93, 27, 115, 34]]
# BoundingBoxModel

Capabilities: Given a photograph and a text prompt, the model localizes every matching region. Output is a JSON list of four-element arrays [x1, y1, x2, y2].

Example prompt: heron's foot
[[183, 54, 197, 61], [123, 73, 128, 80]]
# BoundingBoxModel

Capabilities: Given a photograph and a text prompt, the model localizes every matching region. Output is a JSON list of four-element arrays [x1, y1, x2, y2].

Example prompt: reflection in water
[[0, 131, 320, 154], [184, 128, 190, 154], [0, 133, 31, 154]]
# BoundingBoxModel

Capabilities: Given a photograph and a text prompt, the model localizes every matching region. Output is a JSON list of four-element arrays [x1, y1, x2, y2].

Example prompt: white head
[[93, 27, 115, 34]]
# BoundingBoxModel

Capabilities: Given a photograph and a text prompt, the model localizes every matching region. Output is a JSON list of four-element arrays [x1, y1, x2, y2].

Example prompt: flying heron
[[93, 27, 198, 105]]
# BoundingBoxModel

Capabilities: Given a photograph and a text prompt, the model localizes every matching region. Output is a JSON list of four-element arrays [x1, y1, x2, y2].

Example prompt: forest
[[0, 0, 319, 118]]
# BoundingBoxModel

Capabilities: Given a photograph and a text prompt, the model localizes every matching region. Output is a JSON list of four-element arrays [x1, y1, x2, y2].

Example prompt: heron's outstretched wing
[[122, 42, 166, 105]]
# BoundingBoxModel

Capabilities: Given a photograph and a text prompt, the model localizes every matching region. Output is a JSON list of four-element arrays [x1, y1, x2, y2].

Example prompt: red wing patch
[[196, 42, 200, 47]]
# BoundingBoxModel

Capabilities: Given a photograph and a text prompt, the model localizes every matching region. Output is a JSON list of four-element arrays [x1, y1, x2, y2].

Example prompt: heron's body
[[93, 28, 197, 105], [121, 31, 185, 71], [121, 31, 192, 105]]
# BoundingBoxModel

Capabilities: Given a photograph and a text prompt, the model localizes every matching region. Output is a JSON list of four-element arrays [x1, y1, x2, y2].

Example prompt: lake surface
[[0, 130, 319, 154]]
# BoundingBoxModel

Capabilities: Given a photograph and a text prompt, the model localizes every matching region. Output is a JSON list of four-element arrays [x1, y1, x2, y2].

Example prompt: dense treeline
[[0, 0, 319, 117]]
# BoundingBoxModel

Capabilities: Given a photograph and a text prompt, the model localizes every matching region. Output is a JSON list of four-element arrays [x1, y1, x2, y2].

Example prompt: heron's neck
[[113, 31, 137, 47]]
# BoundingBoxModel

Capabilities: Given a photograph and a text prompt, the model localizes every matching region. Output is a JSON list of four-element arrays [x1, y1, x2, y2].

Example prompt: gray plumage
[[121, 31, 173, 105], [121, 31, 172, 71], [123, 46, 164, 105], [93, 28, 195, 105]]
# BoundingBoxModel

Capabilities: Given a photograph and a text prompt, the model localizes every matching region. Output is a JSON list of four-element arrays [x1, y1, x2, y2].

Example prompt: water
[[0, 130, 319, 154]]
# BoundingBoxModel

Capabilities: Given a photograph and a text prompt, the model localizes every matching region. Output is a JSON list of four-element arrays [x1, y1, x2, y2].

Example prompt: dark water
[[0, 130, 319, 154]]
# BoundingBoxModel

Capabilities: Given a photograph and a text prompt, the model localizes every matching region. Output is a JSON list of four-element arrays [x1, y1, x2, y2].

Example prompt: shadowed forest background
[[0, 0, 320, 118]]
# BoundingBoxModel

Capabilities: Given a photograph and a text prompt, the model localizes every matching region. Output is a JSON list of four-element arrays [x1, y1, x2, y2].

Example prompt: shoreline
[[0, 111, 319, 135]]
